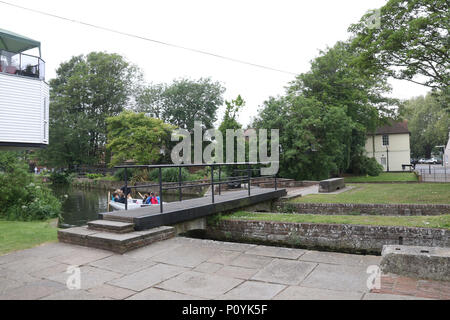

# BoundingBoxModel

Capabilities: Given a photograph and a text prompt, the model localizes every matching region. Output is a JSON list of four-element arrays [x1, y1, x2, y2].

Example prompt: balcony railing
[[0, 49, 45, 81]]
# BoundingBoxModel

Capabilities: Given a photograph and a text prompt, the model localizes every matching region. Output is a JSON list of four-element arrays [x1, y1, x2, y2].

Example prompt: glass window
[[382, 134, 389, 146]]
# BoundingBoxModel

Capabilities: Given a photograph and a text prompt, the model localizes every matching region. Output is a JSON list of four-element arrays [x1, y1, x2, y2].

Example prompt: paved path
[[0, 237, 437, 300]]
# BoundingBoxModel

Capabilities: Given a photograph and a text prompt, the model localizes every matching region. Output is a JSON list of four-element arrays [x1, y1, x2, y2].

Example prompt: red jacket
[[150, 196, 159, 204]]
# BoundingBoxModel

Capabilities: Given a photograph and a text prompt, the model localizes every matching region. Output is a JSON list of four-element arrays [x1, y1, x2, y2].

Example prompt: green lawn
[[0, 219, 58, 255], [344, 172, 418, 183], [222, 211, 450, 229], [292, 183, 450, 204]]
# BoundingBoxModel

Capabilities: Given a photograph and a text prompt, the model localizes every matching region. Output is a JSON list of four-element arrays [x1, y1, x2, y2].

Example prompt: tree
[[136, 78, 225, 130], [399, 92, 450, 158], [106, 111, 174, 166], [38, 52, 141, 168], [286, 41, 396, 174], [349, 0, 449, 90]]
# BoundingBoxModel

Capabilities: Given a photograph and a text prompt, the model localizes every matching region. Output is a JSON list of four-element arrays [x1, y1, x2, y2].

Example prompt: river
[[52, 186, 199, 227]]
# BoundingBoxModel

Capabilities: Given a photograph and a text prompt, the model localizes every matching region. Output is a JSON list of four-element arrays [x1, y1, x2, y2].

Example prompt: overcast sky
[[1, 0, 430, 126]]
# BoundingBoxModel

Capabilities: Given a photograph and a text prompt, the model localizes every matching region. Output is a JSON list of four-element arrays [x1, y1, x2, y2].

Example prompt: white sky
[[1, 0, 430, 126]]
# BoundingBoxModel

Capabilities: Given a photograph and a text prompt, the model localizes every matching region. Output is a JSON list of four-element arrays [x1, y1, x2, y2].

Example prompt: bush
[[148, 167, 191, 182], [0, 153, 62, 221], [351, 156, 384, 176], [86, 173, 104, 179], [49, 171, 75, 184]]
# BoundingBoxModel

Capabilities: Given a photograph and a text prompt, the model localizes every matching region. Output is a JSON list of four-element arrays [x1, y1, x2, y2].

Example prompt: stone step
[[58, 225, 175, 254], [88, 220, 135, 233]]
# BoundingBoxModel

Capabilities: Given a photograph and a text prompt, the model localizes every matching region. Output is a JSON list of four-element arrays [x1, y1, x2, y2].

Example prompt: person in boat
[[145, 192, 153, 205], [142, 193, 149, 204], [120, 185, 132, 199], [150, 192, 159, 205]]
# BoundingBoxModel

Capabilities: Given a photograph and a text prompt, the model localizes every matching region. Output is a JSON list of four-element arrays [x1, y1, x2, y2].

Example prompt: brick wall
[[275, 202, 450, 216], [205, 219, 449, 254]]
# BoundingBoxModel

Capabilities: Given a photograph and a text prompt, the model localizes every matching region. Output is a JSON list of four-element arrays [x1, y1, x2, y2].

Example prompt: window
[[382, 134, 389, 146]]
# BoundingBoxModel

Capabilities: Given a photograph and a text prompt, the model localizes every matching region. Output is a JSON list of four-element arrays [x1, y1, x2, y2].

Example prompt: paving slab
[[150, 245, 218, 268], [127, 288, 206, 300], [299, 250, 381, 267], [207, 250, 242, 265], [0, 279, 66, 300], [108, 263, 188, 291], [193, 262, 223, 274], [170, 237, 257, 252], [0, 266, 40, 283], [50, 246, 113, 266], [0, 276, 23, 294], [251, 259, 317, 285], [245, 245, 306, 260], [1, 256, 62, 275], [363, 292, 431, 300], [89, 255, 155, 274], [156, 271, 244, 299], [215, 265, 259, 280], [46, 265, 122, 290], [122, 238, 183, 260], [88, 284, 136, 300], [41, 289, 111, 300], [230, 254, 273, 269], [218, 280, 285, 300], [301, 264, 370, 293], [274, 286, 363, 300]]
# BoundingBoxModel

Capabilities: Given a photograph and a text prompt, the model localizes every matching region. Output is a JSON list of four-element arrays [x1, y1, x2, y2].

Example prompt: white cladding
[[0, 73, 49, 145]]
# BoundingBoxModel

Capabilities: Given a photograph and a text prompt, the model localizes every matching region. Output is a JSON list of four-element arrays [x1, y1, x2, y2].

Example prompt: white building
[[365, 120, 411, 171], [444, 131, 450, 167], [0, 28, 49, 150]]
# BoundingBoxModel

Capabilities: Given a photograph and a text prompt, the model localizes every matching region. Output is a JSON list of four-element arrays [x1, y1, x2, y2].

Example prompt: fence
[[417, 166, 450, 182]]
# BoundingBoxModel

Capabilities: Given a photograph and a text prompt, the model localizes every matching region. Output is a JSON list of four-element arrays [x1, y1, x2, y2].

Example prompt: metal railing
[[417, 166, 450, 183], [114, 162, 278, 212], [0, 49, 45, 80]]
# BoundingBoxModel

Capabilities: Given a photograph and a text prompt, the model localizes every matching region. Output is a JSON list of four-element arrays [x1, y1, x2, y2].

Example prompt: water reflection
[[52, 186, 200, 227]]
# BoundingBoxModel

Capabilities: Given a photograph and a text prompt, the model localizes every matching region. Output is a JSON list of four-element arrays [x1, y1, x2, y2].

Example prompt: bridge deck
[[99, 188, 286, 231]]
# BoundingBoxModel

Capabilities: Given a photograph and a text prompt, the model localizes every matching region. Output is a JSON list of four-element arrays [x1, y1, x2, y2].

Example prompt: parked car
[[418, 158, 427, 164], [424, 158, 438, 164]]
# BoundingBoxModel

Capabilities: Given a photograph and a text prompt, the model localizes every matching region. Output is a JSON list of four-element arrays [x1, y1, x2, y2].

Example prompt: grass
[[344, 172, 418, 183], [292, 183, 450, 204], [223, 211, 450, 229], [0, 219, 58, 255]]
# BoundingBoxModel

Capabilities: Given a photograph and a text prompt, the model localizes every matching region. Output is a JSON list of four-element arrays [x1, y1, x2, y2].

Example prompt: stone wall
[[275, 202, 450, 216], [205, 219, 449, 255]]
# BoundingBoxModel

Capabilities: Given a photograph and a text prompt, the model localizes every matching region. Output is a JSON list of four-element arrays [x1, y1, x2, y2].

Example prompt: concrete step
[[58, 225, 175, 254], [88, 220, 135, 233]]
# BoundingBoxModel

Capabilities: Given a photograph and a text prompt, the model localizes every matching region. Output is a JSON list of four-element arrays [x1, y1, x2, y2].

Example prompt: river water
[[52, 186, 199, 227]]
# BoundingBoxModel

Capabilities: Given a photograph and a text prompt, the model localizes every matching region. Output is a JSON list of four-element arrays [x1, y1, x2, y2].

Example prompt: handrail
[[0, 49, 45, 80], [114, 162, 278, 211]]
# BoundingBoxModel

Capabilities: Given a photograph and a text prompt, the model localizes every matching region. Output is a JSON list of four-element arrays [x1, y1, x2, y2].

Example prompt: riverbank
[[0, 219, 58, 255]]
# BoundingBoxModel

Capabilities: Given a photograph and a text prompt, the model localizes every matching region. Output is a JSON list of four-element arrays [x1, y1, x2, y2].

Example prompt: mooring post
[[211, 165, 214, 203], [124, 167, 128, 211], [218, 165, 221, 195], [248, 164, 251, 197], [159, 167, 163, 213], [178, 166, 182, 202], [274, 173, 277, 190]]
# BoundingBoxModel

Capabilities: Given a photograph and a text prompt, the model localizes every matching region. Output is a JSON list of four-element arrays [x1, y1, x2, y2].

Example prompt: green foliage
[[0, 152, 61, 221], [48, 171, 75, 184], [106, 111, 175, 167], [113, 167, 136, 181], [351, 156, 384, 176], [349, 0, 449, 90], [135, 78, 225, 130], [253, 41, 394, 180], [147, 167, 191, 182], [399, 92, 450, 158], [86, 173, 104, 179], [36, 52, 141, 168]]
